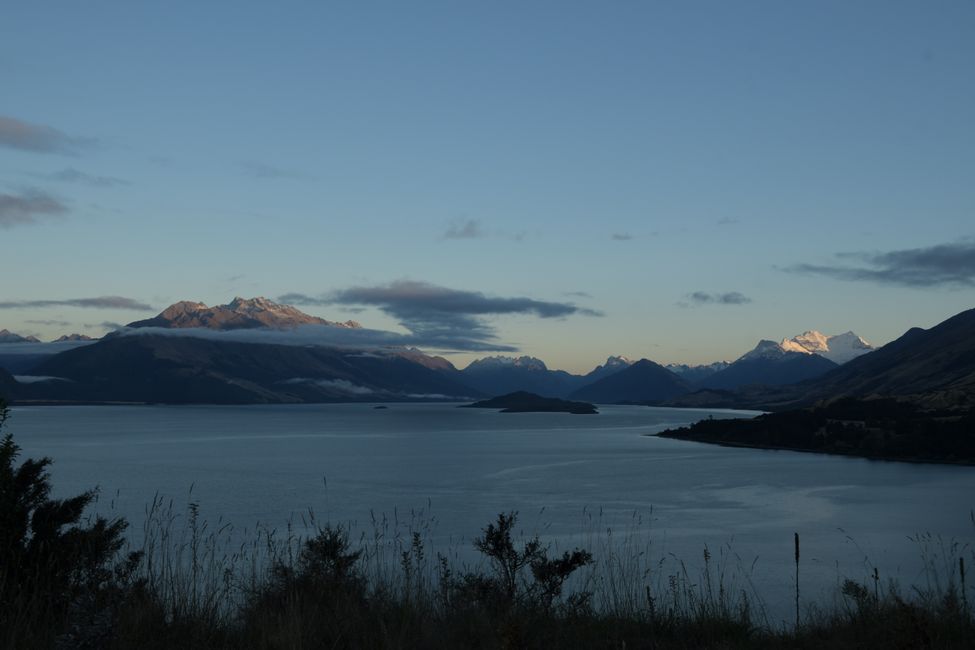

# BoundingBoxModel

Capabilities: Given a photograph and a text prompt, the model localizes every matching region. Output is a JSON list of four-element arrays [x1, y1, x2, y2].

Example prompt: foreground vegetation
[[2, 399, 974, 649]]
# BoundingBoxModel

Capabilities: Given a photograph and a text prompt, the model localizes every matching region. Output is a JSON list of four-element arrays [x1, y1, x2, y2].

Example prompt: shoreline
[[654, 431, 975, 467]]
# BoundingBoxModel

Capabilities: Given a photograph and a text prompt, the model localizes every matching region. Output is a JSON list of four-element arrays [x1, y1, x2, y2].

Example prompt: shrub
[[449, 511, 593, 614], [0, 398, 141, 648]]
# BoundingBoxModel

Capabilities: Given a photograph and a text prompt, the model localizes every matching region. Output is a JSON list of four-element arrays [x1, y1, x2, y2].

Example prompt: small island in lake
[[463, 391, 598, 415]]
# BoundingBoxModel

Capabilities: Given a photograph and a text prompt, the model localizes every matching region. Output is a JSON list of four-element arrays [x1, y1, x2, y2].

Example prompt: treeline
[[659, 398, 975, 464]]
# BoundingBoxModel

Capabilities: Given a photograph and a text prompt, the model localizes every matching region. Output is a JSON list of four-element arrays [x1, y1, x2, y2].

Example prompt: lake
[[7, 403, 974, 623]]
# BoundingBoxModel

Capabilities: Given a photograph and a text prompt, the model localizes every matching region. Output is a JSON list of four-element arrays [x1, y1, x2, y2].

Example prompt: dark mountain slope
[[697, 353, 837, 390], [459, 356, 585, 398], [670, 307, 975, 410], [27, 335, 480, 404], [793, 307, 975, 406], [568, 359, 689, 404]]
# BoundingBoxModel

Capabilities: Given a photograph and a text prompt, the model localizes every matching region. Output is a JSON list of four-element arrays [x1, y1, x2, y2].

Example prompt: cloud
[[443, 218, 486, 240], [785, 241, 975, 287], [611, 232, 633, 241], [279, 281, 602, 351], [14, 375, 72, 384], [282, 377, 375, 395], [25, 319, 72, 327], [0, 297, 154, 310], [0, 115, 94, 154], [241, 161, 313, 181], [41, 167, 128, 187], [0, 190, 68, 228], [0, 340, 96, 356], [84, 321, 124, 330], [717, 217, 739, 226], [681, 291, 752, 306], [121, 323, 519, 353], [563, 291, 592, 298], [441, 219, 527, 242]]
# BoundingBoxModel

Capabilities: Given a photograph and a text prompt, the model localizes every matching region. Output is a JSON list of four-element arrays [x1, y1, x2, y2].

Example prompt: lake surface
[[8, 403, 975, 622]]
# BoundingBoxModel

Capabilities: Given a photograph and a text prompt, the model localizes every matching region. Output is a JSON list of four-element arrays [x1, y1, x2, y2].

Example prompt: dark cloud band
[[44, 167, 128, 187], [443, 219, 485, 240], [0, 297, 154, 311], [0, 190, 68, 228], [685, 291, 752, 305], [786, 241, 975, 287], [0, 115, 92, 154], [280, 281, 602, 351]]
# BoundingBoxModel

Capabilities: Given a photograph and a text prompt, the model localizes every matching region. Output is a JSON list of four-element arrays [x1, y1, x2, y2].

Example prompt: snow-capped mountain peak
[[739, 339, 790, 361], [603, 355, 633, 368], [781, 330, 828, 354], [821, 331, 874, 364], [741, 330, 875, 365]]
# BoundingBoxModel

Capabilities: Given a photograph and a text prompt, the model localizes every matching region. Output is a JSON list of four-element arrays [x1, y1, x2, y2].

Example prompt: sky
[[1, 1, 974, 373]]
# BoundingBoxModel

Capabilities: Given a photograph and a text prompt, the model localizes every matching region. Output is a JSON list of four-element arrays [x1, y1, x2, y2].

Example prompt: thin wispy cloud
[[679, 291, 752, 307], [120, 323, 521, 353], [443, 218, 486, 240], [0, 115, 94, 154], [25, 319, 72, 327], [0, 190, 68, 228], [40, 167, 128, 187], [241, 161, 314, 181], [0, 297, 154, 310], [279, 281, 602, 351], [785, 241, 975, 287], [717, 217, 739, 226], [611, 232, 633, 241], [441, 219, 527, 242], [84, 321, 124, 331]]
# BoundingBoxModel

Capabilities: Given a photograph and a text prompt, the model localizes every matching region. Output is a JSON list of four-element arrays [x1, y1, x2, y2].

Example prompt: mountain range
[[0, 295, 915, 406], [696, 341, 839, 391], [670, 307, 975, 411]]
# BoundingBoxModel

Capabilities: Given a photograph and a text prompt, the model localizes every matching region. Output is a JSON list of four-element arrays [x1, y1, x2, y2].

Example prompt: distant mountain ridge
[[697, 347, 837, 391], [669, 307, 975, 411], [0, 329, 40, 344], [584, 356, 635, 383], [697, 336, 840, 391], [460, 355, 585, 398], [666, 361, 730, 383], [54, 334, 95, 342], [127, 297, 361, 331], [569, 359, 690, 404]]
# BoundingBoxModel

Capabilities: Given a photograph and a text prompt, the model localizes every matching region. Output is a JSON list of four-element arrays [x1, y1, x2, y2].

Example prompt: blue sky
[[2, 1, 973, 373]]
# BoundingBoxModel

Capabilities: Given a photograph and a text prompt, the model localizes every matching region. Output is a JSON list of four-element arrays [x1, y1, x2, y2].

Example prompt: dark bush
[[0, 398, 141, 648], [449, 511, 592, 614]]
